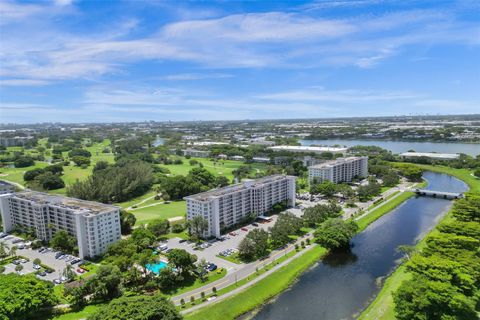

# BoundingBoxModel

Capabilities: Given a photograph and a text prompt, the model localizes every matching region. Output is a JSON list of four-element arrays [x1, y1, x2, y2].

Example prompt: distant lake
[[153, 137, 165, 147], [300, 139, 480, 156]]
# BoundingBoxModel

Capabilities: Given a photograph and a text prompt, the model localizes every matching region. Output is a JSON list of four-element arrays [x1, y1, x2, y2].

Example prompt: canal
[[251, 172, 468, 320]]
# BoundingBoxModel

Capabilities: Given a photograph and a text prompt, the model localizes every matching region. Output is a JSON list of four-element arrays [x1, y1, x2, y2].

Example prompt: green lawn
[[167, 269, 227, 297], [130, 201, 187, 224], [356, 191, 414, 232], [159, 157, 268, 181], [185, 246, 327, 320], [0, 140, 115, 195], [51, 304, 106, 320], [216, 252, 242, 264], [358, 164, 480, 320]]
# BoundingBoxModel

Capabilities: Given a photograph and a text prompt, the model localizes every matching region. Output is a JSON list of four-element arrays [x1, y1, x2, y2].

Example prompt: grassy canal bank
[[358, 165, 479, 320]]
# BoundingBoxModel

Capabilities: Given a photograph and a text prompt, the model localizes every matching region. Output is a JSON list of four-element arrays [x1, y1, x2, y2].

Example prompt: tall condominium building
[[308, 156, 368, 183], [0, 191, 121, 258], [0, 181, 16, 195], [184, 175, 296, 238]]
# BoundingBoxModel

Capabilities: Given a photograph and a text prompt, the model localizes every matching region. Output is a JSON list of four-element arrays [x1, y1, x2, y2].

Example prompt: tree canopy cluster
[[67, 160, 153, 203], [88, 294, 182, 320], [159, 167, 231, 200], [393, 192, 480, 319], [0, 273, 57, 320]]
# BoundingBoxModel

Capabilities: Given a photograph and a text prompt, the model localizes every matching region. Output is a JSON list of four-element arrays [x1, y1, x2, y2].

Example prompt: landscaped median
[[184, 245, 327, 320]]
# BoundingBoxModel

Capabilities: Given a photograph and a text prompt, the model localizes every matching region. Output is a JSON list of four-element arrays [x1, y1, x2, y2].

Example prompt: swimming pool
[[146, 261, 168, 274]]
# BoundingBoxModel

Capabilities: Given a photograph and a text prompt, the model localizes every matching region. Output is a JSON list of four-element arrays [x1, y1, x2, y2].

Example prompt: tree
[[68, 148, 92, 158], [302, 203, 342, 227], [0, 273, 57, 320], [238, 229, 269, 260], [396, 245, 416, 261], [188, 167, 216, 187], [88, 294, 181, 320], [71, 156, 91, 167], [67, 160, 153, 203], [119, 210, 136, 235], [238, 238, 257, 261], [474, 168, 480, 178], [167, 249, 197, 275], [87, 265, 123, 301], [15, 264, 23, 273], [34, 172, 65, 190], [93, 160, 109, 172], [23, 168, 44, 181], [63, 264, 76, 281], [0, 242, 9, 258], [9, 245, 17, 258], [147, 219, 170, 237], [394, 276, 477, 320], [314, 218, 358, 250], [156, 267, 178, 290], [33, 258, 41, 266], [451, 194, 480, 222], [50, 230, 77, 253], [44, 163, 63, 175], [382, 170, 400, 187], [215, 175, 230, 187], [14, 156, 35, 168], [186, 216, 208, 239], [269, 212, 302, 248], [310, 180, 337, 197]]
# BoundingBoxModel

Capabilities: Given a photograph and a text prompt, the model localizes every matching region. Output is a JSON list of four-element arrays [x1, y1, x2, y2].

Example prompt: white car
[[33, 264, 41, 270]]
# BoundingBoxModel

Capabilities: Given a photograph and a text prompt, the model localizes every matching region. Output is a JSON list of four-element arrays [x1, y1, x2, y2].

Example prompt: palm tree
[[15, 264, 23, 273], [0, 242, 9, 258], [9, 246, 17, 258]]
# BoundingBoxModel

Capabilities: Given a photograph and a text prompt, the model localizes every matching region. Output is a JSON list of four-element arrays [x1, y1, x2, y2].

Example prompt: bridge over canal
[[413, 188, 463, 200]]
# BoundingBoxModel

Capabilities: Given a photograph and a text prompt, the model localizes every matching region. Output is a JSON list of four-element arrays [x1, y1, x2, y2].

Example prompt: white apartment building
[[184, 175, 296, 238], [0, 181, 16, 195], [0, 191, 121, 258], [308, 156, 368, 184]]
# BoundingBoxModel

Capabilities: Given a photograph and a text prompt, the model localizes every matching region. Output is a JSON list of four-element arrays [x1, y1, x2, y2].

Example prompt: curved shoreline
[[358, 165, 476, 320]]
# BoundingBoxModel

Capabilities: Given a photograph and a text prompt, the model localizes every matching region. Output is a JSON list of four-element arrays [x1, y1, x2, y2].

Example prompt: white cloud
[[0, 79, 51, 86], [0, 1, 478, 83]]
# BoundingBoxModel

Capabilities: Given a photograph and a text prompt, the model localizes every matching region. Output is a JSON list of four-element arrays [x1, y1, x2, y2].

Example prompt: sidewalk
[[180, 243, 317, 314]]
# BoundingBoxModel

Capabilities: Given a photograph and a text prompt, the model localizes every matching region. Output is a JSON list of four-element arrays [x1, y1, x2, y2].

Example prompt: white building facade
[[308, 156, 368, 183], [0, 191, 121, 258], [185, 175, 296, 238]]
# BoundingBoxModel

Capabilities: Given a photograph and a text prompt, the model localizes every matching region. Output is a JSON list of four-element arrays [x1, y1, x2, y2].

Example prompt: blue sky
[[0, 0, 479, 123]]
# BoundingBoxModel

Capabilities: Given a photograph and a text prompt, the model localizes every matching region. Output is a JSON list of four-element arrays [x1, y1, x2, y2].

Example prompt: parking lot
[[163, 216, 280, 272], [0, 234, 85, 284]]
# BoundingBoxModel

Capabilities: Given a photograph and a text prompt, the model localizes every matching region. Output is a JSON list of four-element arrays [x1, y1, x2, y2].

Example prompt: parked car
[[45, 269, 54, 274], [252, 222, 259, 227], [12, 260, 20, 265], [19, 258, 27, 264], [229, 232, 236, 236], [53, 279, 62, 284], [55, 252, 64, 259], [0, 232, 7, 238], [12, 238, 23, 244], [33, 264, 41, 270], [179, 239, 187, 243], [241, 227, 248, 231], [77, 268, 85, 274], [37, 271, 47, 277]]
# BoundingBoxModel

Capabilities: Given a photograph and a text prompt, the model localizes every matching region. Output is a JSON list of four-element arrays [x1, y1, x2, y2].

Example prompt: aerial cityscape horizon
[[0, 1, 479, 320]]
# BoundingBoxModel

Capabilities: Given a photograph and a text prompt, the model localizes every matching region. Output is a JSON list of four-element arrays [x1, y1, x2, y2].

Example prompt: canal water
[[251, 172, 468, 320], [300, 139, 480, 156]]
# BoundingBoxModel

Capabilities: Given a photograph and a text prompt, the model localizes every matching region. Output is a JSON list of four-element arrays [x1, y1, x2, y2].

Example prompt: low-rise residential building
[[0, 181, 16, 194], [399, 152, 460, 161], [184, 175, 296, 238], [308, 156, 368, 183], [0, 191, 121, 258], [183, 149, 211, 158]]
